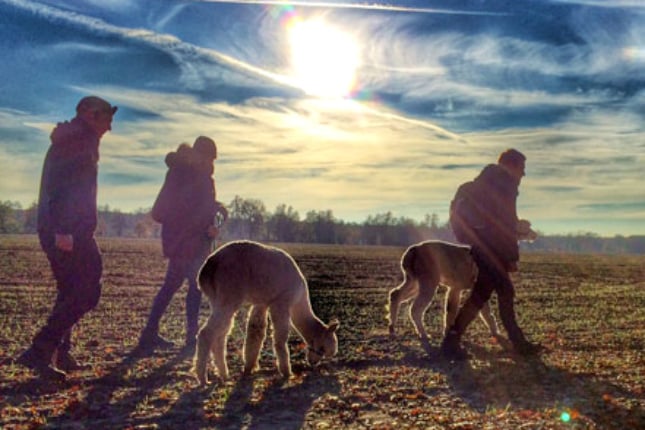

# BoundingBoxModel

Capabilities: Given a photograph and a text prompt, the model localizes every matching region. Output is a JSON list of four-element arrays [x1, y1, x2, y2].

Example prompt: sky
[[0, 0, 643, 237]]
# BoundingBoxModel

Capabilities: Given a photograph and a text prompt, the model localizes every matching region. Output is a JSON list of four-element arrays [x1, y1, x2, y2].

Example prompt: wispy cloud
[[1, 0, 643, 235], [196, 0, 509, 16], [550, 0, 645, 9]]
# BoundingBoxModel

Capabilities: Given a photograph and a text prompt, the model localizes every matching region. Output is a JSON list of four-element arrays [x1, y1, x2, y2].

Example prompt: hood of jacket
[[165, 143, 214, 176], [165, 144, 194, 169], [477, 163, 519, 195], [49, 117, 100, 160]]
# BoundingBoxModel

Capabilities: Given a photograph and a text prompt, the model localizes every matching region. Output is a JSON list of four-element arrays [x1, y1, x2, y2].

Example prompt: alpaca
[[387, 240, 499, 341], [193, 240, 339, 385]]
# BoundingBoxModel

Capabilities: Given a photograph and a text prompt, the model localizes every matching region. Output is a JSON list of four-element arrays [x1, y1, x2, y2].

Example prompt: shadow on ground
[[337, 334, 643, 429], [3, 346, 341, 429]]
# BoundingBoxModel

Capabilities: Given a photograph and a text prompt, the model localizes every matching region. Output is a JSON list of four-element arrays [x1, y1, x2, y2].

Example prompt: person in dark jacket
[[17, 96, 117, 381], [441, 148, 541, 360], [135, 136, 227, 354]]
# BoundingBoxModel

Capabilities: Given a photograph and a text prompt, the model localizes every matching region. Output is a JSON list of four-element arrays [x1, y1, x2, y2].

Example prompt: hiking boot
[[441, 331, 470, 361], [151, 335, 175, 349], [135, 334, 175, 355], [513, 340, 543, 357], [17, 348, 67, 382], [54, 351, 89, 372]]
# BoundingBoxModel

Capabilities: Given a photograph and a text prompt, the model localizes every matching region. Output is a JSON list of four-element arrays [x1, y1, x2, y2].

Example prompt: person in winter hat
[[135, 136, 227, 355]]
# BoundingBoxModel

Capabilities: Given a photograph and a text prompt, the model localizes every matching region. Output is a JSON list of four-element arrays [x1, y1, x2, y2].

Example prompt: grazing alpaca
[[387, 240, 499, 341], [193, 240, 339, 385]]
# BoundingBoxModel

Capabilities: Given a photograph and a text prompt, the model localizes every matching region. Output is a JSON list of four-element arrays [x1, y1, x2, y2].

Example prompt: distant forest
[[1, 197, 643, 254]]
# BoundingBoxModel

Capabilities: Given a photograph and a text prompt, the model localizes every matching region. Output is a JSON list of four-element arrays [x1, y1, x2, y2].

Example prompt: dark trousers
[[450, 248, 528, 345], [31, 231, 102, 361], [142, 256, 204, 342]]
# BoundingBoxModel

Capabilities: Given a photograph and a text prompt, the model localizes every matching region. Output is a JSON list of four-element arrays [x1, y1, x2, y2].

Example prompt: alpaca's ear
[[328, 319, 340, 332]]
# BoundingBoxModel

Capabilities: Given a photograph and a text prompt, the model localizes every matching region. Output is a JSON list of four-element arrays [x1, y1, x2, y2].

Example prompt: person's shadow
[[32, 347, 192, 428], [5, 337, 641, 429], [161, 362, 341, 429], [6, 344, 340, 429], [351, 335, 643, 429], [444, 348, 642, 429]]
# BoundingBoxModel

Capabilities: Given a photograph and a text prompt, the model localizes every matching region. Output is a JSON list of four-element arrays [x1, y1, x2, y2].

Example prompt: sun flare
[[288, 19, 360, 99]]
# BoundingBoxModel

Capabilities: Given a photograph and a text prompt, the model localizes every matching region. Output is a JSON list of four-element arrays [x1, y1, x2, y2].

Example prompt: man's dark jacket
[[450, 163, 520, 266], [37, 117, 100, 238]]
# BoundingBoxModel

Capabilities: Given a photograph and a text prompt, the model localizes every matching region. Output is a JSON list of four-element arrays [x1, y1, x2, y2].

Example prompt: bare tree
[[267, 204, 300, 242]]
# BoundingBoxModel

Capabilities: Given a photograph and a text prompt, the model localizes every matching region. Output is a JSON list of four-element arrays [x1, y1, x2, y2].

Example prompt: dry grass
[[0, 235, 643, 429]]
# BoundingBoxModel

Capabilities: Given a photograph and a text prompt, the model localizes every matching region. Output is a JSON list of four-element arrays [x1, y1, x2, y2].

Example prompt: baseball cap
[[76, 96, 118, 116]]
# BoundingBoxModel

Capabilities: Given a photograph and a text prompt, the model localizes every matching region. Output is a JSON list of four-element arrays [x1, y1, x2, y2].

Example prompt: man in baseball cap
[[17, 95, 117, 381]]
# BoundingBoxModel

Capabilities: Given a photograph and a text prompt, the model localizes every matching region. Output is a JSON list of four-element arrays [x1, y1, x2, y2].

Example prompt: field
[[0, 235, 643, 430]]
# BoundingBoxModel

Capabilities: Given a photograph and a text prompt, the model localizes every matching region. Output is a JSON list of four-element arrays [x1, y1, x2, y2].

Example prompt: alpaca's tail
[[197, 254, 218, 296], [386, 245, 417, 325], [400, 244, 418, 279]]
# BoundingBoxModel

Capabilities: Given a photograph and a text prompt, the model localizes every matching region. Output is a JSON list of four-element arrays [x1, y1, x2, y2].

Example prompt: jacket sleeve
[[182, 176, 218, 236], [493, 186, 520, 264]]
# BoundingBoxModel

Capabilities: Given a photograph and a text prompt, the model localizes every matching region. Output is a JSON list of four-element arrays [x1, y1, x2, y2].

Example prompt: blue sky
[[0, 0, 643, 236]]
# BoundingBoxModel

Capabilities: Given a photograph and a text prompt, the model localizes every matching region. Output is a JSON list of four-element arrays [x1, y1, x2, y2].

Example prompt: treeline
[[521, 234, 645, 255], [1, 198, 644, 254]]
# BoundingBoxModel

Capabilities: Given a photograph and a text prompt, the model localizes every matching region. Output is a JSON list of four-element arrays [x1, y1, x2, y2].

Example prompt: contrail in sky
[[4, 0, 466, 141], [198, 0, 508, 16]]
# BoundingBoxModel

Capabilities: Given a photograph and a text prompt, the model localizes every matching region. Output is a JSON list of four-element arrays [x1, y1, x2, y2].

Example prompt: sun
[[287, 19, 360, 99]]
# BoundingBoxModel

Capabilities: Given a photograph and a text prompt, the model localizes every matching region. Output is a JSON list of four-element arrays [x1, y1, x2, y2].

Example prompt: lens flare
[[623, 46, 645, 62]]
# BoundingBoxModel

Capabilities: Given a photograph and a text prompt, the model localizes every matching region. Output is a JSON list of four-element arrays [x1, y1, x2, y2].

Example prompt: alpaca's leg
[[269, 305, 292, 378], [477, 301, 500, 336], [210, 310, 235, 381], [409, 276, 437, 340], [388, 273, 417, 337], [194, 307, 234, 384], [194, 314, 215, 385], [243, 305, 268, 375], [444, 286, 462, 336]]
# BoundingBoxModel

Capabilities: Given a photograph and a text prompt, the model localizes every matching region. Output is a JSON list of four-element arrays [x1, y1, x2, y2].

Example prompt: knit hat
[[498, 148, 525, 169], [193, 136, 217, 160]]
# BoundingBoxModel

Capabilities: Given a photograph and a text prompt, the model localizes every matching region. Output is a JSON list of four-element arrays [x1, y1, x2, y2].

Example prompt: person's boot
[[17, 347, 67, 382], [440, 329, 469, 361], [53, 350, 89, 372], [135, 327, 175, 356], [506, 325, 543, 357], [513, 340, 543, 356]]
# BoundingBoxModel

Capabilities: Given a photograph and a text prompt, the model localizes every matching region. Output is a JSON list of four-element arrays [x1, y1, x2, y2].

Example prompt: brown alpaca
[[193, 240, 339, 385], [387, 240, 499, 341]]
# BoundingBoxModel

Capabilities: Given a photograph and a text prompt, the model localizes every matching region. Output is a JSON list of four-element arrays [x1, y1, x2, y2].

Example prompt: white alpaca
[[387, 240, 499, 341], [193, 240, 339, 385]]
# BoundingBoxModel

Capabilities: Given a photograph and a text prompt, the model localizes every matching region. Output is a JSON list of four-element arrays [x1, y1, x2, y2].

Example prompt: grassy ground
[[0, 235, 643, 429]]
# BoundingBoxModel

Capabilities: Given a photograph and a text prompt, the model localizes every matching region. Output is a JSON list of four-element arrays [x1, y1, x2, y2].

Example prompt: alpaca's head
[[307, 319, 340, 366]]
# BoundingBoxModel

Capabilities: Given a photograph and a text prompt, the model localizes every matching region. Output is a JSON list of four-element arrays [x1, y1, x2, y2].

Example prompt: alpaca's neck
[[290, 289, 326, 345]]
